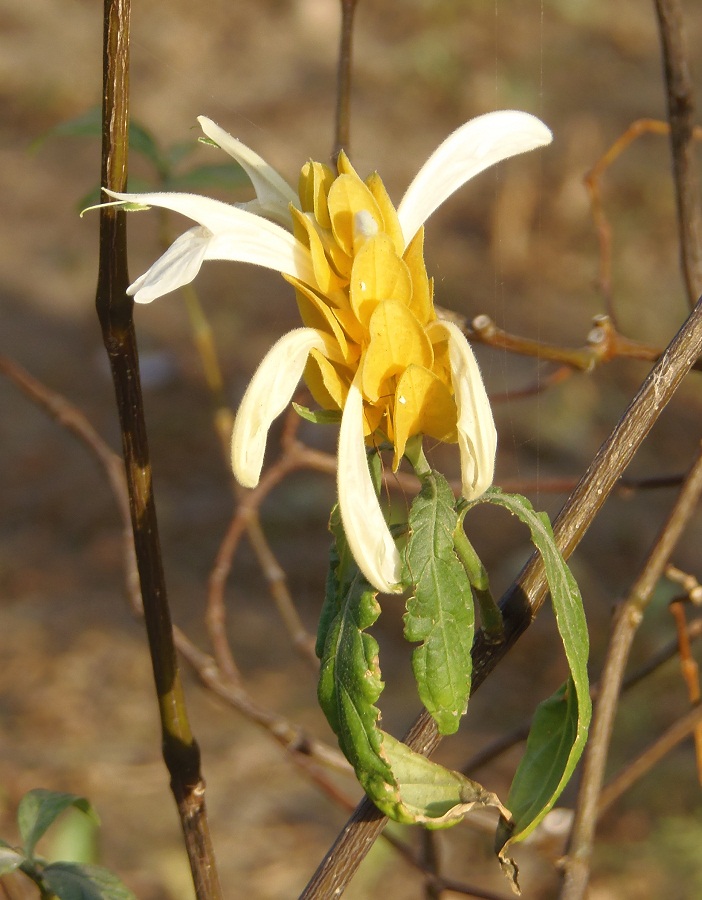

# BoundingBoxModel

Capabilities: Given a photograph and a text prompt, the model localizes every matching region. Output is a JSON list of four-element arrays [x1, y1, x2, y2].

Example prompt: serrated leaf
[[403, 472, 474, 735], [0, 842, 24, 876], [317, 525, 402, 815], [319, 496, 508, 829], [42, 862, 136, 900], [18, 790, 97, 859], [464, 489, 590, 881], [379, 733, 509, 827]]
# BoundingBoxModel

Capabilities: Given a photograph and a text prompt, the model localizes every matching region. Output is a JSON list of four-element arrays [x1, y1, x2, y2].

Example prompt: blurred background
[[1, 0, 702, 896]]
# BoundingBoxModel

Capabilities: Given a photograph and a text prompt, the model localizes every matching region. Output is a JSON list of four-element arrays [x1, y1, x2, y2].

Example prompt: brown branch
[[300, 298, 702, 898], [460, 612, 702, 781], [469, 313, 702, 374], [95, 3, 223, 897], [420, 829, 443, 900], [0, 354, 353, 791], [597, 702, 702, 815], [206, 436, 331, 670], [669, 599, 702, 780], [585, 119, 702, 318], [654, 0, 702, 307], [560, 442, 702, 900], [586, 118, 670, 316], [333, 0, 359, 162]]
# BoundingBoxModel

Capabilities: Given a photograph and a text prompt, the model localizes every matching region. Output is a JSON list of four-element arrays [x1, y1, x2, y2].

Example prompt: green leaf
[[293, 402, 343, 426], [0, 841, 24, 876], [45, 808, 99, 865], [379, 733, 509, 827], [495, 679, 580, 884], [163, 163, 250, 192], [33, 107, 169, 177], [42, 862, 136, 900], [403, 472, 474, 735], [18, 790, 97, 860], [463, 489, 590, 887], [317, 520, 402, 816], [319, 499, 508, 829]]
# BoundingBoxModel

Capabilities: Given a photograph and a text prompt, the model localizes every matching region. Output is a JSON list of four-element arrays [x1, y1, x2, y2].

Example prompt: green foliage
[[380, 734, 509, 827], [317, 493, 507, 827], [317, 468, 590, 892], [461, 488, 591, 891], [0, 789, 135, 900], [19, 790, 96, 860], [403, 471, 474, 735], [35, 105, 250, 204], [317, 510, 400, 814], [292, 402, 343, 426], [42, 863, 136, 900]]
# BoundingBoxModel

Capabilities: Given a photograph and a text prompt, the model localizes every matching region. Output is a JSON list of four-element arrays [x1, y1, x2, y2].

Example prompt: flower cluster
[[102, 111, 552, 592]]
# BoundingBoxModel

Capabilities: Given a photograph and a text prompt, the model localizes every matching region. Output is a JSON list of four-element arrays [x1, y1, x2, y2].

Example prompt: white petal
[[337, 377, 403, 594], [429, 320, 497, 500], [129, 226, 209, 303], [231, 328, 325, 488], [198, 116, 298, 227], [397, 111, 553, 247], [104, 189, 315, 292]]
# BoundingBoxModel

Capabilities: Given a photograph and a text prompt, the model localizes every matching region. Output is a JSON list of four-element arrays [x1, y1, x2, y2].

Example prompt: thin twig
[[460, 612, 702, 780], [207, 438, 329, 668], [559, 442, 702, 900], [333, 0, 359, 162], [586, 118, 702, 316], [420, 829, 443, 900], [597, 702, 702, 815], [669, 599, 702, 779], [469, 313, 702, 373], [0, 355, 351, 782], [300, 298, 702, 898], [653, 0, 702, 307]]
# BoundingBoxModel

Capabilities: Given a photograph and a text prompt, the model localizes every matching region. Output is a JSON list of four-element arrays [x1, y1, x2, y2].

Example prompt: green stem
[[453, 524, 504, 643], [403, 435, 431, 479]]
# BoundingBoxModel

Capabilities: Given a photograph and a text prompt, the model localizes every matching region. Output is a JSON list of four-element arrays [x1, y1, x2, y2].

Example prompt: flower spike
[[102, 111, 553, 591]]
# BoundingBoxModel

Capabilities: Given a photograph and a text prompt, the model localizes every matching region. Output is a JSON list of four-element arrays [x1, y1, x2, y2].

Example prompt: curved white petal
[[198, 116, 297, 227], [231, 328, 326, 488], [104, 189, 315, 300], [338, 377, 403, 594], [397, 111, 553, 247], [129, 226, 209, 303], [429, 320, 497, 500]]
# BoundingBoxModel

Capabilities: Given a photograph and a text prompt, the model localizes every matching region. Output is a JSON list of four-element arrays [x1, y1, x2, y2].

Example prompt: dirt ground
[[2, 1, 702, 897]]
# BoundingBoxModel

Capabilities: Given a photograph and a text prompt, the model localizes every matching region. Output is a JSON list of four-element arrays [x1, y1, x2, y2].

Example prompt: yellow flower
[[103, 112, 552, 592]]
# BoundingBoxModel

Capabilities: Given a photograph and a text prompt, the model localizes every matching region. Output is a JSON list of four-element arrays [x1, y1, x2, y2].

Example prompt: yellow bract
[[292, 153, 459, 469]]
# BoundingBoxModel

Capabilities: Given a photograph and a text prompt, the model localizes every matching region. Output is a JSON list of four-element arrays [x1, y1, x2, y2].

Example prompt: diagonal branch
[[300, 295, 702, 898], [559, 442, 702, 900]]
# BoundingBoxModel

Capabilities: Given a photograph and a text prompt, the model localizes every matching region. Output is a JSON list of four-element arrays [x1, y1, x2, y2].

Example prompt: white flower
[[103, 111, 552, 593]]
